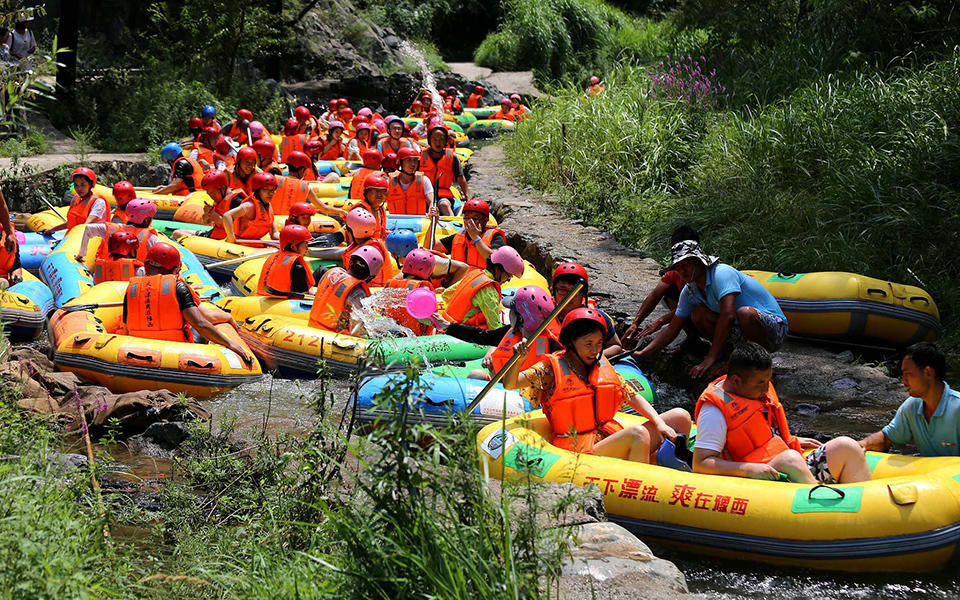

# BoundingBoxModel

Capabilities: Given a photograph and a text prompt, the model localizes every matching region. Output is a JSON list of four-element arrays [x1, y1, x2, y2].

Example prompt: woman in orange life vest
[[693, 341, 871, 483], [171, 170, 248, 241], [466, 84, 485, 109], [318, 121, 347, 160], [213, 137, 236, 171], [122, 242, 254, 364], [345, 121, 373, 162], [257, 224, 315, 299], [387, 148, 434, 216], [438, 245, 525, 330], [0, 186, 22, 287], [377, 116, 417, 156], [109, 180, 136, 225], [510, 94, 531, 121], [253, 138, 282, 176], [434, 198, 506, 270], [348, 148, 383, 200], [381, 248, 471, 336], [42, 167, 111, 236], [490, 97, 516, 122], [154, 142, 203, 196], [310, 206, 395, 287], [221, 172, 281, 246], [76, 198, 161, 281], [308, 246, 384, 335], [505, 307, 692, 462], [420, 119, 470, 216], [190, 125, 220, 171], [226, 146, 259, 195], [551, 262, 624, 358]]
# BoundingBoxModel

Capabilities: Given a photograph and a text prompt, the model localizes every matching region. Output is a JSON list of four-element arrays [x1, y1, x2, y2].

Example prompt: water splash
[[353, 289, 416, 340], [398, 40, 445, 118]]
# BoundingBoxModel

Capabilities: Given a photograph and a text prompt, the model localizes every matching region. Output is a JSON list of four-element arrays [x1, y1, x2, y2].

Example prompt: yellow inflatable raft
[[1, 271, 55, 340], [25, 186, 192, 231], [171, 181, 351, 224], [48, 281, 262, 397], [478, 412, 960, 573], [744, 271, 940, 347]]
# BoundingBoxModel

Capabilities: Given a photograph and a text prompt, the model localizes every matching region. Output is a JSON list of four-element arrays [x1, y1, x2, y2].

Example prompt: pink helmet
[[351, 245, 384, 278], [327, 120, 345, 131], [402, 248, 435, 279], [346, 207, 377, 239], [589, 76, 600, 85], [490, 246, 524, 277], [514, 285, 555, 331], [358, 107, 373, 119], [248, 120, 265, 139], [373, 119, 387, 133], [124, 198, 158, 224], [500, 97, 512, 107]]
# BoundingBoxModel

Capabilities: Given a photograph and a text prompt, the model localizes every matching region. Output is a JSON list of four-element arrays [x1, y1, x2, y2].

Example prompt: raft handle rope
[[809, 483, 845, 500], [464, 280, 585, 414]]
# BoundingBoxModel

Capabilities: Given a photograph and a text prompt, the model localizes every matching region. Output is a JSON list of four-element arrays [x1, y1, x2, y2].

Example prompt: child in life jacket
[[221, 173, 280, 246], [308, 247, 384, 335], [551, 261, 623, 357], [257, 224, 315, 299], [310, 206, 395, 287], [505, 307, 691, 462], [77, 198, 161, 283], [43, 167, 110, 236], [693, 341, 871, 484], [439, 246, 525, 330]]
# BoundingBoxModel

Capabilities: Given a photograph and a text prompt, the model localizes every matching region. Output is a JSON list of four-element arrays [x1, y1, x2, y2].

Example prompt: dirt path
[[447, 62, 541, 97], [467, 142, 905, 438]]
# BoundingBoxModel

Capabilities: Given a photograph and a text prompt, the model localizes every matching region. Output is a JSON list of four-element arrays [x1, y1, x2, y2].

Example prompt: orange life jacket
[[441, 268, 500, 328], [342, 238, 394, 287], [542, 352, 624, 453], [0, 229, 17, 276], [587, 84, 605, 96], [209, 189, 249, 240], [383, 277, 434, 335], [270, 175, 311, 215], [490, 321, 561, 372], [193, 143, 215, 169], [450, 228, 506, 270], [235, 199, 274, 241], [466, 93, 483, 109], [171, 156, 204, 195], [355, 199, 388, 239], [419, 149, 456, 199], [444, 97, 462, 114], [257, 250, 315, 297], [319, 138, 345, 160], [280, 134, 308, 162], [66, 193, 110, 230], [92, 225, 155, 284], [377, 137, 415, 156], [349, 168, 377, 200], [298, 116, 322, 137], [694, 377, 802, 464], [226, 166, 256, 196], [124, 274, 200, 343], [307, 267, 370, 332], [387, 172, 428, 215], [490, 109, 516, 122]]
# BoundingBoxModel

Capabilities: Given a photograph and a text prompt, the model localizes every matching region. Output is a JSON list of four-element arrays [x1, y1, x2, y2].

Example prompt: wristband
[[472, 236, 481, 244]]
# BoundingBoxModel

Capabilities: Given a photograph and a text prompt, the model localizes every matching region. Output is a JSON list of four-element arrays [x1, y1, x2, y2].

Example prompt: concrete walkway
[[447, 62, 541, 97]]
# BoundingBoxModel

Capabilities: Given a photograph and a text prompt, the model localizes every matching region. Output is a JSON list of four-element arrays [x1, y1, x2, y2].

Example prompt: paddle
[[38, 195, 67, 222], [61, 301, 125, 313], [205, 250, 277, 269], [464, 280, 585, 414], [427, 167, 441, 250]]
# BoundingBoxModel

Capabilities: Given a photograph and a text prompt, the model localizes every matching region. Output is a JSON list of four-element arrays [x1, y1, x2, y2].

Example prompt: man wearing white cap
[[634, 239, 788, 378]]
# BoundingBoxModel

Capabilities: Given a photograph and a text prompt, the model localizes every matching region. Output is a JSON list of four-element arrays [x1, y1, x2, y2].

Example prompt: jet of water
[[398, 40, 445, 118]]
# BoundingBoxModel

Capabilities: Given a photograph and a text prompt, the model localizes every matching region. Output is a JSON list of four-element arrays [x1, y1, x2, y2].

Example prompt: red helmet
[[552, 261, 588, 286], [252, 138, 276, 158], [427, 118, 448, 137], [250, 172, 278, 191], [303, 139, 322, 156], [202, 125, 220, 137], [438, 90, 447, 98], [337, 97, 349, 107], [328, 99, 337, 109], [500, 97, 512, 107], [382, 152, 398, 170], [107, 230, 140, 258], [237, 108, 254, 121], [397, 147, 420, 163], [363, 173, 389, 192], [236, 146, 258, 163], [339, 107, 354, 121], [145, 242, 181, 272], [289, 202, 316, 218], [361, 148, 383, 168], [72, 167, 96, 187], [286, 151, 312, 169], [215, 138, 233, 155], [188, 117, 202, 129], [283, 118, 299, 136], [411, 100, 423, 109], [559, 307, 607, 345], [111, 181, 136, 205], [201, 169, 228, 191], [294, 105, 311, 119], [280, 224, 311, 248], [462, 198, 490, 218], [474, 85, 484, 94]]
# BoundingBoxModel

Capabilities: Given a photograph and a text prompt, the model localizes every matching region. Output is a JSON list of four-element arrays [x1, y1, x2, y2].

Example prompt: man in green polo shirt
[[860, 343, 959, 456]]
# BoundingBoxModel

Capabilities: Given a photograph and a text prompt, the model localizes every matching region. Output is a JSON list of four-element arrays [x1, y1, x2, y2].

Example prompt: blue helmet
[[160, 142, 183, 162], [201, 104, 216, 118], [386, 229, 418, 258]]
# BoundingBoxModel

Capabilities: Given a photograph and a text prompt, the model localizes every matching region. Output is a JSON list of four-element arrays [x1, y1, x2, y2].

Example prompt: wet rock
[[127, 421, 190, 456], [836, 350, 855, 364], [795, 403, 820, 416], [830, 377, 858, 390], [486, 478, 604, 530], [556, 522, 690, 599], [48, 452, 89, 470]]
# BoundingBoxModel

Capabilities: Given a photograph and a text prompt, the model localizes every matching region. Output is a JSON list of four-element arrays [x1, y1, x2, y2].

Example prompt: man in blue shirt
[[860, 343, 959, 456], [635, 239, 788, 378]]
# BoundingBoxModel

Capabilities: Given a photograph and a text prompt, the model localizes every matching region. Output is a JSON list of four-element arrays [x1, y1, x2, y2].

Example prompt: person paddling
[[504, 307, 691, 462]]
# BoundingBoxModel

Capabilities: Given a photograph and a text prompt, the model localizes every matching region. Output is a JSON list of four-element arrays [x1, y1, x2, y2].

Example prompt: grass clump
[[0, 128, 47, 158]]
